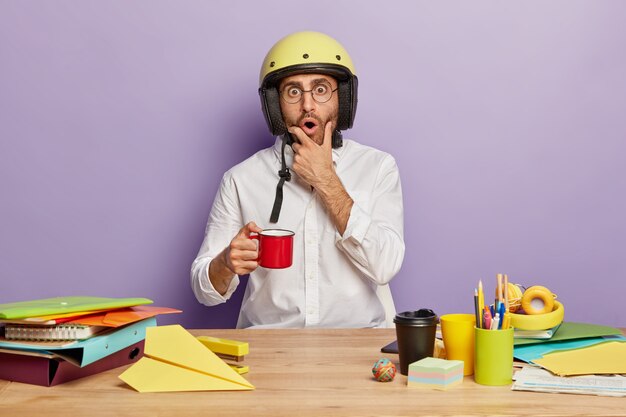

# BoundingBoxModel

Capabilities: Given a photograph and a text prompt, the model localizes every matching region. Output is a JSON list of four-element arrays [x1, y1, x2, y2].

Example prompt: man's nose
[[301, 91, 317, 113]]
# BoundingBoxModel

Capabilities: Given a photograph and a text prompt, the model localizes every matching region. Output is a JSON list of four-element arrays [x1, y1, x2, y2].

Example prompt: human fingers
[[288, 126, 313, 146], [230, 236, 258, 252], [244, 221, 263, 234], [225, 240, 258, 273], [229, 245, 259, 261], [228, 259, 259, 275], [237, 221, 263, 238], [322, 122, 333, 150]]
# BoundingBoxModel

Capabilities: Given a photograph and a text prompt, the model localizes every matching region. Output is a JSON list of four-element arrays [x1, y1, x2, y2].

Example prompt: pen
[[491, 312, 500, 330]]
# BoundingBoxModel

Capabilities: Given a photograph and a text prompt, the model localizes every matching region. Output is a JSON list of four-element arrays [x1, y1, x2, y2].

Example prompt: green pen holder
[[474, 327, 514, 386]]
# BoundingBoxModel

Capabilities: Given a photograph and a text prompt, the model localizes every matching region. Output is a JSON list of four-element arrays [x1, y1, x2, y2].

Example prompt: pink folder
[[0, 340, 144, 386]]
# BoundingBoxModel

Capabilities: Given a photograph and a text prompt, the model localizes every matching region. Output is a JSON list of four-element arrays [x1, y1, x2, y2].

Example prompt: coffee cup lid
[[393, 308, 439, 326]]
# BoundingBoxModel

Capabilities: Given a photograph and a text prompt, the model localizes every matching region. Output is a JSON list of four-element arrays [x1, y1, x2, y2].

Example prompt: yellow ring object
[[510, 301, 564, 330], [521, 286, 555, 315]]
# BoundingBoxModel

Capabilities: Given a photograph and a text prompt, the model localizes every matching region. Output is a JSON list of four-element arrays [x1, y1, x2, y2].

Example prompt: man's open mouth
[[300, 118, 319, 135]]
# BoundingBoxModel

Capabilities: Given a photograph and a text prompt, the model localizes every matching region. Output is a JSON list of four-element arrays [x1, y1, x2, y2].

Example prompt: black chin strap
[[269, 136, 291, 223], [269, 131, 342, 223]]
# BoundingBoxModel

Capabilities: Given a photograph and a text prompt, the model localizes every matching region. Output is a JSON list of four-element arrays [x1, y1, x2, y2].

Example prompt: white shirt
[[191, 138, 405, 328]]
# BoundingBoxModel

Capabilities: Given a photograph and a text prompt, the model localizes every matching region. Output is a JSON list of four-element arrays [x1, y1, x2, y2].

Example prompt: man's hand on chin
[[288, 122, 335, 189]]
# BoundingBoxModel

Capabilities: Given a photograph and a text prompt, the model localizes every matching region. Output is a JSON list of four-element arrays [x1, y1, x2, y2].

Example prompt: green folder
[[514, 322, 622, 346], [0, 296, 153, 319]]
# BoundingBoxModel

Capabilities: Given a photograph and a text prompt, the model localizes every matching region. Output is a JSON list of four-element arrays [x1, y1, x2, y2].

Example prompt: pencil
[[504, 274, 509, 313], [474, 288, 481, 329], [478, 280, 484, 328], [502, 312, 511, 330]]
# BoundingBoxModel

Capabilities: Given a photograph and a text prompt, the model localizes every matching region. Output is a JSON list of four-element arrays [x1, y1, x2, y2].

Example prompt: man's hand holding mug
[[225, 222, 295, 274]]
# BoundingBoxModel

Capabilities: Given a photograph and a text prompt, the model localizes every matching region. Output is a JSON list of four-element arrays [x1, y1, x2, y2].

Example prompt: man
[[191, 31, 404, 328]]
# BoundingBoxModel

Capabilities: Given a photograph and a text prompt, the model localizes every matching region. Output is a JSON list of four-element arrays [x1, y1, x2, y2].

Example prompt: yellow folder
[[118, 325, 254, 392], [533, 341, 626, 376]]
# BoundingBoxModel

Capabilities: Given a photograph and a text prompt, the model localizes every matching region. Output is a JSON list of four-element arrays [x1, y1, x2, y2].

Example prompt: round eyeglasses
[[280, 82, 338, 104]]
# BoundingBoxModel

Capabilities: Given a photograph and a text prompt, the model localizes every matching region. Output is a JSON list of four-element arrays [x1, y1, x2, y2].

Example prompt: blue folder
[[514, 334, 626, 363], [0, 317, 156, 367]]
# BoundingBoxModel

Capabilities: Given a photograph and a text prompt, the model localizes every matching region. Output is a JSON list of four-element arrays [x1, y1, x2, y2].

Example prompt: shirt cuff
[[337, 199, 371, 245], [200, 262, 240, 303]]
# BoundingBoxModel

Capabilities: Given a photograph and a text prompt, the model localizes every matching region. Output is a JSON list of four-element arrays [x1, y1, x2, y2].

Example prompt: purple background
[[1, 2, 625, 328]]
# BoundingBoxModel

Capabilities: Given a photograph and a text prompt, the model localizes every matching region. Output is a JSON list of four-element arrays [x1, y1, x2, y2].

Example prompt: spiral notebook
[[3, 324, 107, 341]]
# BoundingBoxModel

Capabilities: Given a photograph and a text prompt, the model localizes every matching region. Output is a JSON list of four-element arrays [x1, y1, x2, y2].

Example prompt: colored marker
[[497, 301, 506, 329], [483, 306, 492, 330]]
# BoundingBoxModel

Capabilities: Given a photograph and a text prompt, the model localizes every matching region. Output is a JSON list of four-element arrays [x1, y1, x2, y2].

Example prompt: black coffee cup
[[394, 309, 439, 375]]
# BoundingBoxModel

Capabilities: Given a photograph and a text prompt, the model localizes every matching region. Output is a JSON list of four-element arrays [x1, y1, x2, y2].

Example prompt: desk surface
[[0, 328, 624, 417]]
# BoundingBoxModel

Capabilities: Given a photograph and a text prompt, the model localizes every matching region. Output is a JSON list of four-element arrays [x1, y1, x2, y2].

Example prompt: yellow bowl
[[510, 301, 564, 330]]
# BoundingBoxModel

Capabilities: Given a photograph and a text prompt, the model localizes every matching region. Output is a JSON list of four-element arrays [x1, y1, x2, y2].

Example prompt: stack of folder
[[0, 296, 181, 386], [512, 321, 626, 396]]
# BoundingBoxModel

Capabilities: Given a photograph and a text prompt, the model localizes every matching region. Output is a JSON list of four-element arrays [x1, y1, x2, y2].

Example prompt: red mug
[[249, 229, 295, 269]]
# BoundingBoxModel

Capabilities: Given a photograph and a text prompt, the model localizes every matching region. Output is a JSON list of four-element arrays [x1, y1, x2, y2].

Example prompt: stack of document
[[513, 322, 626, 396], [513, 367, 626, 397], [0, 296, 181, 386]]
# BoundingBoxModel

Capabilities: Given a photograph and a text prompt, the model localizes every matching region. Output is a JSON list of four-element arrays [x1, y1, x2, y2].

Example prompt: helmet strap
[[269, 130, 342, 223], [269, 135, 292, 223]]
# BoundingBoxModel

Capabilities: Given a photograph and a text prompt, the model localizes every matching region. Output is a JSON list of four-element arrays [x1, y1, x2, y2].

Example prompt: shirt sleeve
[[190, 173, 244, 306], [335, 154, 405, 286]]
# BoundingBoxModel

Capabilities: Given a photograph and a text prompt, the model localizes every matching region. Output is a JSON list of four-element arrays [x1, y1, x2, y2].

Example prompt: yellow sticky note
[[119, 325, 254, 392], [534, 341, 626, 376]]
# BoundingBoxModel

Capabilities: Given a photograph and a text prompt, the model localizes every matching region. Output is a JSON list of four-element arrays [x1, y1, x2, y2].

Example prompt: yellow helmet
[[258, 31, 358, 142]]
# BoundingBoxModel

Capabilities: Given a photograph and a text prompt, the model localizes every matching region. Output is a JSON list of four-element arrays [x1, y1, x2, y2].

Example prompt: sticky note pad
[[407, 357, 464, 390]]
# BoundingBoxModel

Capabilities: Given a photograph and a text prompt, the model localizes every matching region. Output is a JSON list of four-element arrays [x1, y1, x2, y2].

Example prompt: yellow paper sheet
[[119, 325, 254, 392], [534, 341, 626, 376]]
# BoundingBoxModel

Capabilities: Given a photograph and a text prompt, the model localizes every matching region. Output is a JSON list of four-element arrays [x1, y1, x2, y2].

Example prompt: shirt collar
[[272, 136, 343, 166]]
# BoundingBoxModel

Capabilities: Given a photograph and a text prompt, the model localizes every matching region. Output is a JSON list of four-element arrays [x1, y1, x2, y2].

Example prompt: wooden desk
[[0, 328, 623, 417]]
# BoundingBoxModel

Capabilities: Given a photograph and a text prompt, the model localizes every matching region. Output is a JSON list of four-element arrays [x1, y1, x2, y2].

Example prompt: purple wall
[[1, 1, 625, 328]]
